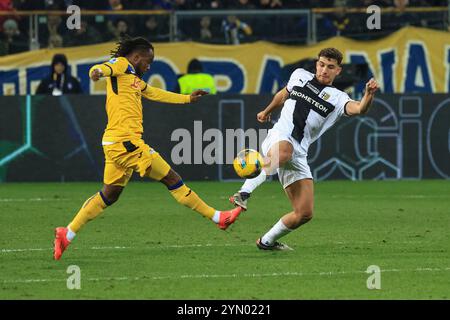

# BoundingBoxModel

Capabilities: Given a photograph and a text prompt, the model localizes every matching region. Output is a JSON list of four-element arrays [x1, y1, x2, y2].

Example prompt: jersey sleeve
[[286, 68, 308, 93], [141, 83, 191, 104], [89, 57, 130, 78], [336, 90, 353, 117]]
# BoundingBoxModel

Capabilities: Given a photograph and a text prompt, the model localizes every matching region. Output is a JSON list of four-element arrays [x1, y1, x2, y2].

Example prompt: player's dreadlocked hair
[[110, 35, 154, 58]]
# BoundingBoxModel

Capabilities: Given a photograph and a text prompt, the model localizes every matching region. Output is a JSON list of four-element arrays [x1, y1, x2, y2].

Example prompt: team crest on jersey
[[320, 91, 331, 101]]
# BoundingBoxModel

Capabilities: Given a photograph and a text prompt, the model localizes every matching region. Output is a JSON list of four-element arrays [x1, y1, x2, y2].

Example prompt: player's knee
[[101, 192, 120, 205], [268, 143, 293, 167], [161, 169, 182, 188], [278, 150, 293, 166], [101, 185, 123, 205]]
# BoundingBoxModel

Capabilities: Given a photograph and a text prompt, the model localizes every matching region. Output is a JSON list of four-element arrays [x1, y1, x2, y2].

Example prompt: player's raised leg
[[160, 169, 242, 230], [231, 140, 293, 210], [144, 151, 242, 230], [257, 178, 313, 250]]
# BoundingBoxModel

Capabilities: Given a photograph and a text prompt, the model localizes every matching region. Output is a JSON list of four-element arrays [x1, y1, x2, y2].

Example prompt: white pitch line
[[89, 246, 129, 250], [2, 239, 437, 254], [0, 198, 69, 202], [88, 244, 243, 251], [0, 248, 50, 253], [0, 243, 249, 253], [1, 195, 446, 202], [2, 267, 450, 284], [329, 194, 448, 199]]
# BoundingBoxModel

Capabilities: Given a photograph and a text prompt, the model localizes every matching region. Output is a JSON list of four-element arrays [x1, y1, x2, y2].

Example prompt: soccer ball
[[233, 149, 264, 179]]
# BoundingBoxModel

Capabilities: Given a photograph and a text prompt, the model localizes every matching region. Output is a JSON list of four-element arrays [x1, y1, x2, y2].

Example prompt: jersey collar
[[123, 57, 138, 77], [311, 76, 334, 89]]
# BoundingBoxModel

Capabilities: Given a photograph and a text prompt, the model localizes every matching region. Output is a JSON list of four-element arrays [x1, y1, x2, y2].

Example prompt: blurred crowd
[[0, 0, 448, 55], [4, 0, 446, 10]]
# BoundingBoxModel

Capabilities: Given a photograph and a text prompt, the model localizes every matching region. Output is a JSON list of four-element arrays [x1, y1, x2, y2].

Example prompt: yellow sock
[[169, 183, 215, 219], [68, 192, 108, 233]]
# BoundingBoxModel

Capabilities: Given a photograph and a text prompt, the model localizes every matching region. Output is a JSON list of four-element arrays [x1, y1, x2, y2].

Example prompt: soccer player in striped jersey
[[230, 48, 379, 250], [53, 36, 242, 260]]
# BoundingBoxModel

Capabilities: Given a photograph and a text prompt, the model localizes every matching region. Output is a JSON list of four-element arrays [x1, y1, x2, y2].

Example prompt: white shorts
[[261, 129, 313, 188]]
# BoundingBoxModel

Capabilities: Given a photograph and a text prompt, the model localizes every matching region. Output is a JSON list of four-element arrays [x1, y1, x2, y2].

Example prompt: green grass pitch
[[0, 180, 449, 299]]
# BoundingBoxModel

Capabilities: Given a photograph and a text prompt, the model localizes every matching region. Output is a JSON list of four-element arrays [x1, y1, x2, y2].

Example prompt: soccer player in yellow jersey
[[53, 36, 242, 260]]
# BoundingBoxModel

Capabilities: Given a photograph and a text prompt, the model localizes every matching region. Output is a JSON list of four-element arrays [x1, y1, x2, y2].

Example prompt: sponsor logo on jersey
[[290, 85, 335, 117], [131, 77, 141, 90], [306, 83, 320, 94]]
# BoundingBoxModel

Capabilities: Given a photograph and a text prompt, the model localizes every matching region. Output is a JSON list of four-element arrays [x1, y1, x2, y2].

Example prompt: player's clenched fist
[[365, 78, 379, 95], [90, 68, 103, 82], [257, 111, 271, 123], [190, 90, 209, 102]]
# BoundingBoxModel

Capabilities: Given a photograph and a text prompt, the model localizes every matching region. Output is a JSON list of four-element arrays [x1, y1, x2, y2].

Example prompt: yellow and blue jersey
[[89, 57, 191, 143]]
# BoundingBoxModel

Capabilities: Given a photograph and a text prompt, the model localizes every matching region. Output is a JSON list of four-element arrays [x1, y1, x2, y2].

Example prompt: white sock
[[261, 219, 293, 246], [240, 170, 267, 194], [66, 227, 76, 242], [212, 210, 221, 223]]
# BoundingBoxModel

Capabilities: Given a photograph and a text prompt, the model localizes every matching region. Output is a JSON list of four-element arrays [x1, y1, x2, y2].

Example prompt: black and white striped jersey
[[272, 68, 352, 157]]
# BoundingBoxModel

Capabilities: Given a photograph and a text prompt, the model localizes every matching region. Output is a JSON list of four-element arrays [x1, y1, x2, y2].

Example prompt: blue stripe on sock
[[99, 191, 112, 206], [167, 180, 184, 191]]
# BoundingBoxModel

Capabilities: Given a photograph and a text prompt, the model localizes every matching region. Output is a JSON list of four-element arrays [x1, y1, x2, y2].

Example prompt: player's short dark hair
[[318, 48, 343, 65], [110, 35, 154, 58]]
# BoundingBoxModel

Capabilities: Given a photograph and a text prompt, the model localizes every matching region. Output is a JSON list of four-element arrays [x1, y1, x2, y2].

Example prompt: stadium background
[[0, 94, 449, 182], [0, 0, 449, 302], [1, 24, 450, 181]]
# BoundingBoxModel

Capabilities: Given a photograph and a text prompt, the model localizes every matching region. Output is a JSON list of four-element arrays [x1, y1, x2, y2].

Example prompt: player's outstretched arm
[[89, 57, 129, 82], [141, 84, 197, 104], [257, 87, 289, 123], [345, 78, 379, 116]]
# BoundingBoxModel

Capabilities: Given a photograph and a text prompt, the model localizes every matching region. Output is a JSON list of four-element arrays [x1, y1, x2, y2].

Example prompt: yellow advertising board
[[0, 26, 448, 95]]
